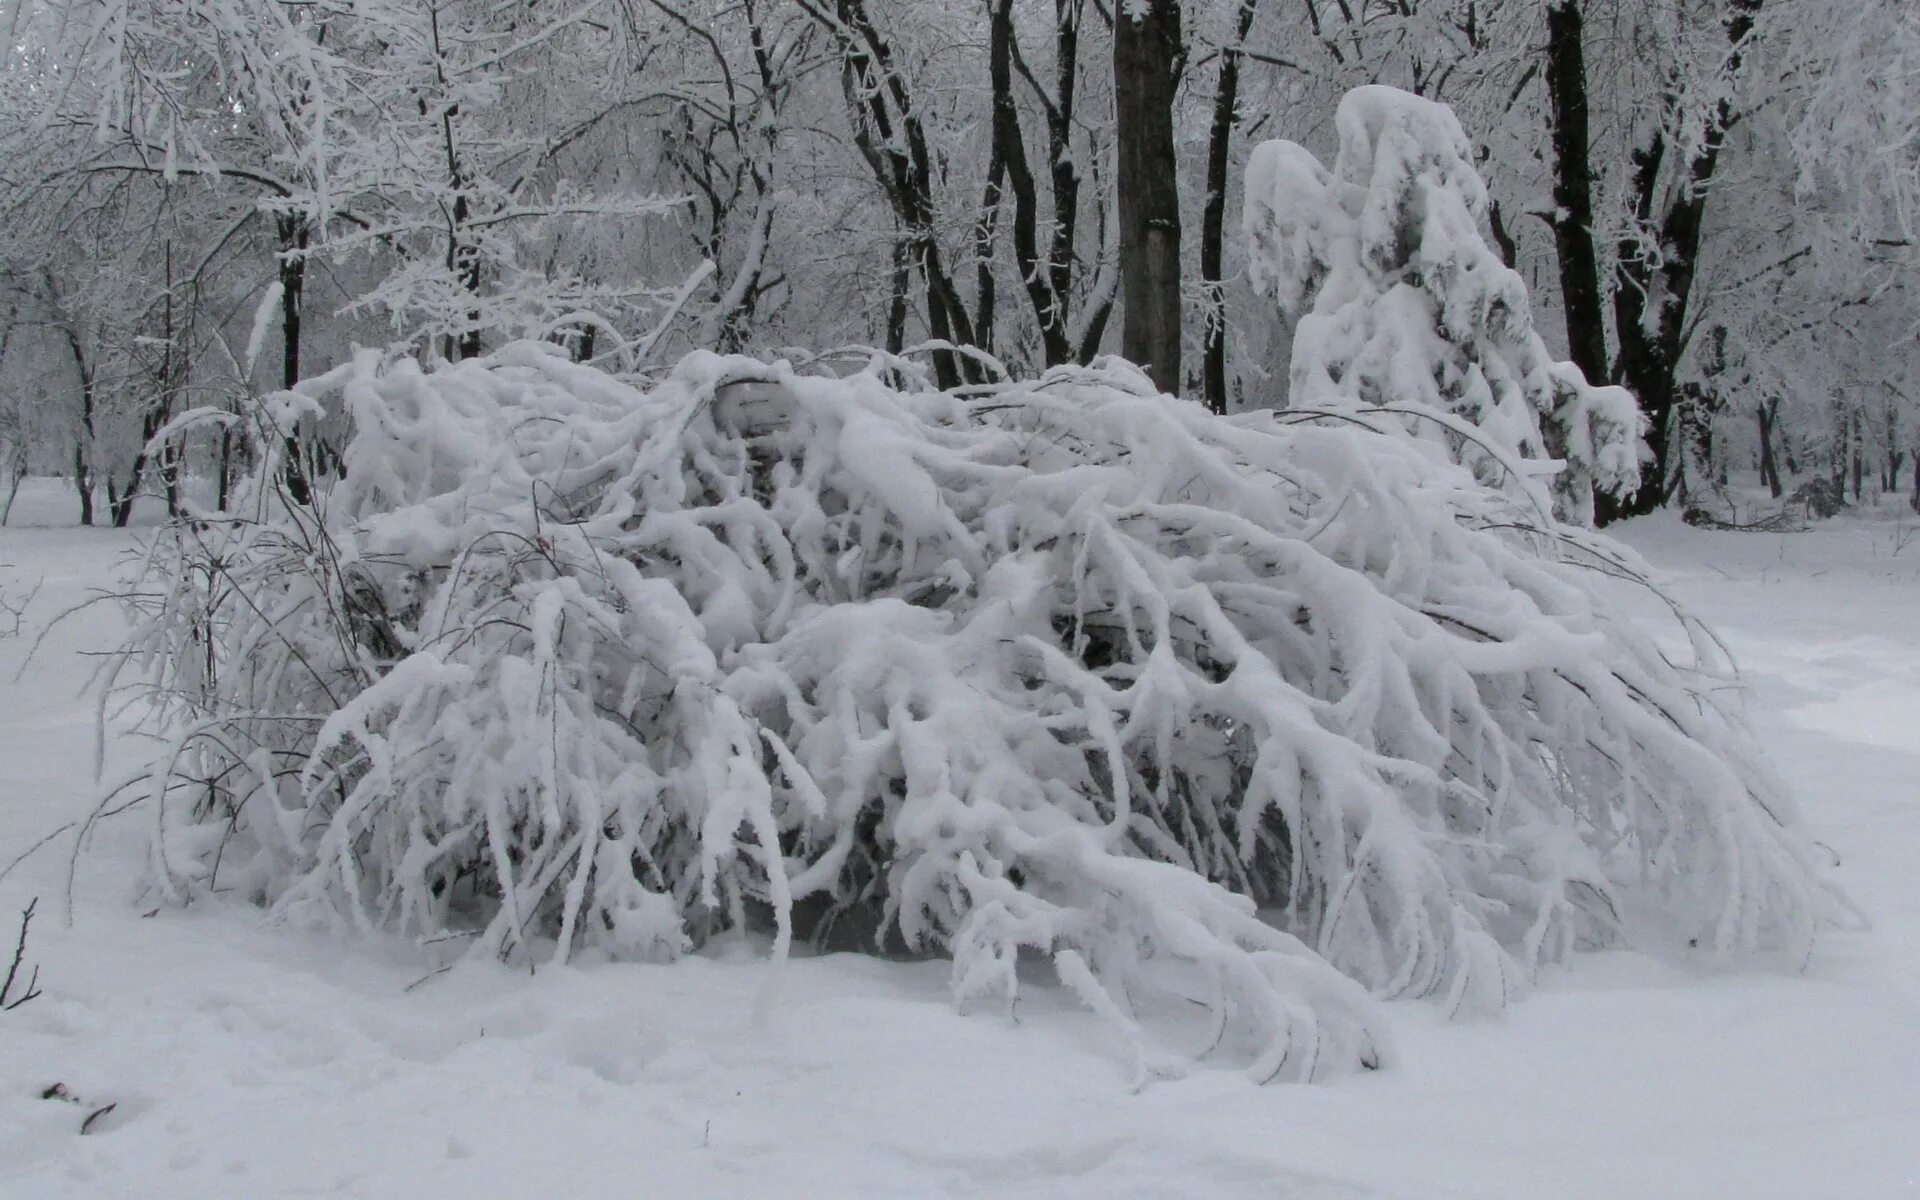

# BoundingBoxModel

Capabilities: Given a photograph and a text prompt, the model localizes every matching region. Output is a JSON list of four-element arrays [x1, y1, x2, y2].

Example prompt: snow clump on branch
[[113, 330, 1845, 1085]]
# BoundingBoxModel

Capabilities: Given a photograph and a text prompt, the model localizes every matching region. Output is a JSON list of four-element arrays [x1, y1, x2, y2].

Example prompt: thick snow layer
[[1, 481, 1916, 1198]]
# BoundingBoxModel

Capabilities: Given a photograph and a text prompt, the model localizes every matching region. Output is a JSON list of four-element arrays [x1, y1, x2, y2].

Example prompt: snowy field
[[0, 478, 1916, 1200]]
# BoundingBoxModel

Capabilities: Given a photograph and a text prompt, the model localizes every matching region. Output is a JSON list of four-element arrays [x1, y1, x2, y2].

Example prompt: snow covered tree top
[[1244, 85, 1643, 527]]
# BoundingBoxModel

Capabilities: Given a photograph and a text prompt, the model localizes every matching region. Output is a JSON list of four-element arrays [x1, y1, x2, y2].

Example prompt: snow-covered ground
[[1, 480, 1916, 1199]]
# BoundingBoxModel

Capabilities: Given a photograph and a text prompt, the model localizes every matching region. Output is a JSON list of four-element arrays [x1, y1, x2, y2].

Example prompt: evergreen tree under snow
[[1243, 85, 1644, 527]]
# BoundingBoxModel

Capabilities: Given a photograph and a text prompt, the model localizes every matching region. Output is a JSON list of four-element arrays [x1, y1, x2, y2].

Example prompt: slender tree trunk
[[819, 0, 979, 389], [113, 242, 185, 528], [276, 215, 315, 505], [216, 424, 234, 511], [1757, 398, 1782, 497], [1114, 0, 1185, 395], [988, 0, 1071, 365], [1202, 0, 1259, 414], [1047, 0, 1085, 321], [1850, 406, 1864, 500], [1884, 397, 1902, 490], [71, 443, 92, 527], [59, 326, 96, 526], [886, 237, 911, 358], [1673, 324, 1726, 520], [1835, 405, 1850, 495], [1543, 0, 1609, 385]]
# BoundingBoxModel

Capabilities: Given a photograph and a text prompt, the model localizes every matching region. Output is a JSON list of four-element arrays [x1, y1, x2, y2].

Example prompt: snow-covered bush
[[111, 338, 1845, 1084], [1244, 85, 1643, 527]]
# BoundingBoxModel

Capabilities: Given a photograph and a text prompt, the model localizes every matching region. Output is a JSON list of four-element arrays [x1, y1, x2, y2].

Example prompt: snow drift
[[112, 338, 1841, 1083]]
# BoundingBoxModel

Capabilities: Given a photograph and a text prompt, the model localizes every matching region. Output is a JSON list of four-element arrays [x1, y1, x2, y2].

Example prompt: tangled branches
[[110, 342, 1846, 1082]]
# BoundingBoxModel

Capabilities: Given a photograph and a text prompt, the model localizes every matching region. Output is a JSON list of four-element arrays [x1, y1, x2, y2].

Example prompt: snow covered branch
[[114, 337, 1845, 1083]]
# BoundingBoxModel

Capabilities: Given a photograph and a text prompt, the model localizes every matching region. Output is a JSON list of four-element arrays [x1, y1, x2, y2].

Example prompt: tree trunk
[[1850, 405, 1864, 500], [276, 214, 316, 505], [1831, 404, 1847, 493], [1202, 0, 1259, 414], [1114, 0, 1185, 396], [217, 424, 234, 511], [59, 325, 97, 526], [988, 0, 1069, 364], [1601, 0, 1763, 522], [1673, 324, 1726, 519], [820, 0, 980, 389], [1884, 397, 1902, 490], [112, 388, 174, 528], [1756, 398, 1782, 497], [886, 237, 911, 357], [112, 241, 184, 529], [72, 441, 92, 527], [1543, 0, 1609, 385]]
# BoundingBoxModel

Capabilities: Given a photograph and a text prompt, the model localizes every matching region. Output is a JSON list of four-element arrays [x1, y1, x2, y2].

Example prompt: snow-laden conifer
[[1244, 85, 1644, 526], [113, 325, 1845, 1082]]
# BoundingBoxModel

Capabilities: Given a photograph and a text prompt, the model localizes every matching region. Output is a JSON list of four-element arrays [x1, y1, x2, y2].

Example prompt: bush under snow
[[111, 330, 1845, 1083]]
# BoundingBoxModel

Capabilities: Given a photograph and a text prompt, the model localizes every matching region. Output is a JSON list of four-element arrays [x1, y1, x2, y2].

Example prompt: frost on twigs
[[114, 339, 1843, 1083], [1245, 85, 1644, 527]]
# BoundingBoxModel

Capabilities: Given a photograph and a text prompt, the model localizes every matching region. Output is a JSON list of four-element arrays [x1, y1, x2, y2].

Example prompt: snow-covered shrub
[[1244, 85, 1643, 527], [112, 339, 1845, 1083]]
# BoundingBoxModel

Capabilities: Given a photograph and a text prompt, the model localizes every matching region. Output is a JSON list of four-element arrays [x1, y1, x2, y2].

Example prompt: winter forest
[[0, 1, 1917, 1196]]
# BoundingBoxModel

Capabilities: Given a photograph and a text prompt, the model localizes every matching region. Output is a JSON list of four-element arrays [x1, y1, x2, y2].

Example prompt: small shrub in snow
[[1243, 86, 1643, 528], [3, 898, 42, 1010], [110, 332, 1845, 1083]]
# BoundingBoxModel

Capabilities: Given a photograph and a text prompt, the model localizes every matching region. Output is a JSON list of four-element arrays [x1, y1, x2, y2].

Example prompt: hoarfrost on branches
[[1244, 86, 1644, 527], [113, 330, 1846, 1083]]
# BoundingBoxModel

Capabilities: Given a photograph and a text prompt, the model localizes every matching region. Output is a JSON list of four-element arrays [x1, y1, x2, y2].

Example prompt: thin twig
[[2, 898, 44, 1009]]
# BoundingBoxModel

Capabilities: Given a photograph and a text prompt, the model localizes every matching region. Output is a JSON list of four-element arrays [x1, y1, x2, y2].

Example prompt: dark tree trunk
[[1114, 0, 1185, 395], [1672, 324, 1726, 519], [1046, 0, 1085, 325], [1756, 398, 1782, 498], [1884, 398, 1903, 491], [1202, 0, 1259, 414], [216, 424, 234, 511], [1831, 405, 1847, 493], [450, 185, 484, 362], [816, 0, 980, 390], [988, 0, 1069, 364], [59, 326, 97, 526], [276, 215, 315, 505], [1601, 0, 1763, 522], [71, 443, 92, 527], [886, 237, 911, 358], [112, 242, 184, 529], [112, 389, 173, 528], [1543, 0, 1609, 385], [1850, 406, 1864, 500]]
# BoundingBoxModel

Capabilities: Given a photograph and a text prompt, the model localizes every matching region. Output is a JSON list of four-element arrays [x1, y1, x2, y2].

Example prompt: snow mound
[[114, 340, 1843, 1083]]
